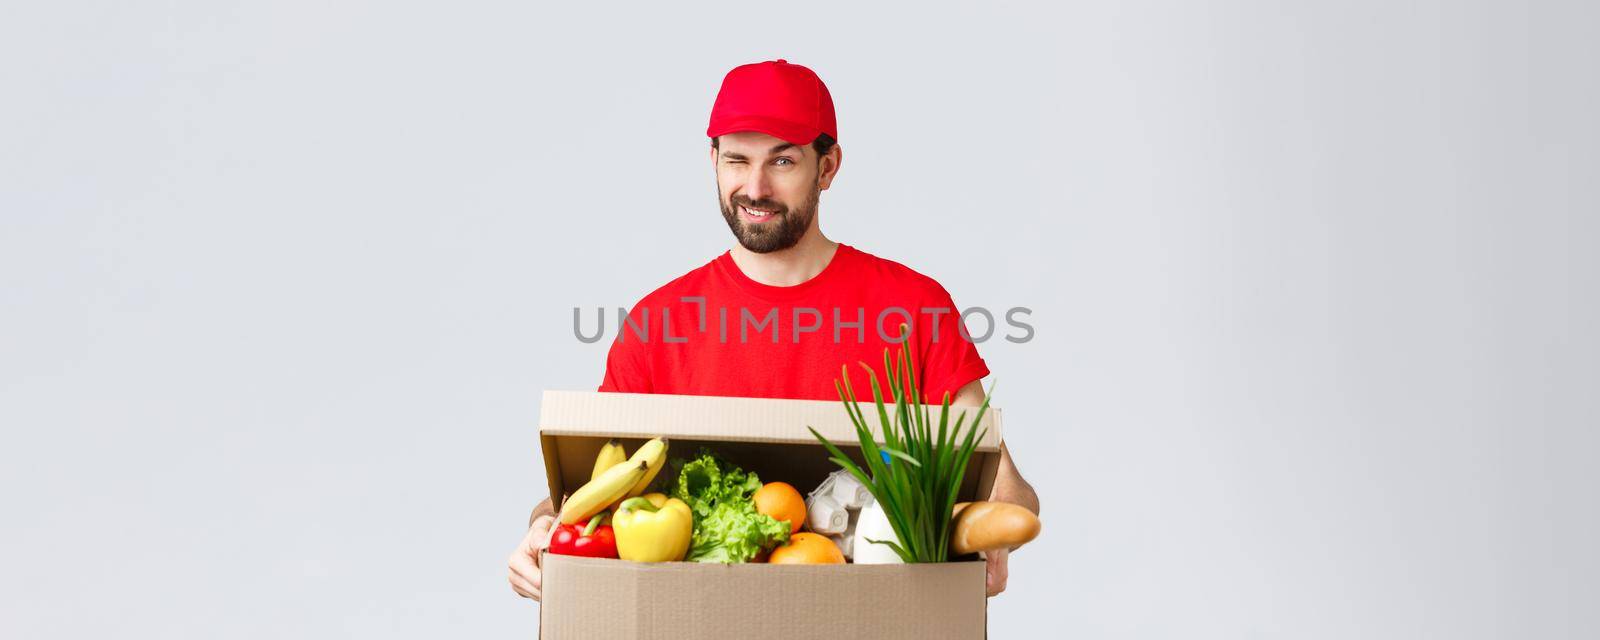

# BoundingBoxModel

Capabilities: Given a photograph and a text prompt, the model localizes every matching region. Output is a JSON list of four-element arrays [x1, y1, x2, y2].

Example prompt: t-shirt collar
[[715, 243, 855, 302]]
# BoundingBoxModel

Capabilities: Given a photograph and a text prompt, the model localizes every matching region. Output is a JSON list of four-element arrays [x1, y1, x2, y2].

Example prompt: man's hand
[[951, 380, 1034, 599], [984, 548, 1010, 597], [508, 514, 555, 600]]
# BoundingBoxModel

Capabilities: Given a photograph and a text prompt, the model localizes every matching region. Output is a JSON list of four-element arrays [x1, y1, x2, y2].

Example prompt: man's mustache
[[732, 199, 786, 214]]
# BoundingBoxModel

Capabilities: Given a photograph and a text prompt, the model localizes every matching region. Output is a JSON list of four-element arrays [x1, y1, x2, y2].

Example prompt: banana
[[623, 437, 669, 498], [590, 439, 627, 481], [559, 460, 649, 525]]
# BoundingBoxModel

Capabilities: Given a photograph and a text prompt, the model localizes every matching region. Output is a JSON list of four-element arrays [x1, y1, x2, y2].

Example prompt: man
[[508, 59, 1039, 601]]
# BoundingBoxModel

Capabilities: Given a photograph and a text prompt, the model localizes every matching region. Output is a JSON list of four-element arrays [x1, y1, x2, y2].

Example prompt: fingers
[[984, 549, 1009, 597], [530, 515, 555, 569], [509, 563, 540, 600], [534, 515, 556, 553], [985, 573, 1006, 596], [508, 545, 542, 601], [509, 520, 553, 601]]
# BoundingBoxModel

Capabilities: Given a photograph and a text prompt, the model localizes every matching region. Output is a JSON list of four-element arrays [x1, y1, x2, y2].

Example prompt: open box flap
[[538, 390, 1004, 509]]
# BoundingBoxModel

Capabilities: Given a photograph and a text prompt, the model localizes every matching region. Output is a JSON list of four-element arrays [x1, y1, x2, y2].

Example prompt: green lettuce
[[671, 452, 790, 563]]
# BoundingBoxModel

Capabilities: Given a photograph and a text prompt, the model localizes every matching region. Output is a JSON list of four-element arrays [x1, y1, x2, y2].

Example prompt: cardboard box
[[537, 390, 1004, 639]]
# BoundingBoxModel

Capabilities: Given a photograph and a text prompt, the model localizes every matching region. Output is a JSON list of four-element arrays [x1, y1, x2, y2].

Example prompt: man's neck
[[729, 230, 840, 287]]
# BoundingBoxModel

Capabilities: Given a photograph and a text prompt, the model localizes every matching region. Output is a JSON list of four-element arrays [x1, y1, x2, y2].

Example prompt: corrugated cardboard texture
[[536, 391, 1001, 638], [541, 554, 987, 639], [539, 390, 1002, 448]]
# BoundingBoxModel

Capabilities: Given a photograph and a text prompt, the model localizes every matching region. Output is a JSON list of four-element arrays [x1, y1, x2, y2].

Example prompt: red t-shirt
[[598, 243, 989, 403]]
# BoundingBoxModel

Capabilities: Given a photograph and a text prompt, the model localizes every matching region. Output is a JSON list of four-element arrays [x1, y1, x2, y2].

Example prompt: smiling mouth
[[739, 204, 780, 220]]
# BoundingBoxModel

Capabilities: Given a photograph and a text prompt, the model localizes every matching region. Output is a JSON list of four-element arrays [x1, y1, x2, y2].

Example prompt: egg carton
[[805, 469, 874, 559]]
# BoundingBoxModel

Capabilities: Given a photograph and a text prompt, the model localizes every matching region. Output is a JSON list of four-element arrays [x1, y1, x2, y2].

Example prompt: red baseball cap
[[707, 59, 837, 146]]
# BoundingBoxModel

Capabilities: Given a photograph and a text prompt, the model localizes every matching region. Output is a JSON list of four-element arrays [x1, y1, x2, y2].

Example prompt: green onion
[[809, 324, 993, 563]]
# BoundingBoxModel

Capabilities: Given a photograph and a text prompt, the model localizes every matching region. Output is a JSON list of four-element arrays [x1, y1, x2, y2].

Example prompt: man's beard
[[719, 185, 820, 254]]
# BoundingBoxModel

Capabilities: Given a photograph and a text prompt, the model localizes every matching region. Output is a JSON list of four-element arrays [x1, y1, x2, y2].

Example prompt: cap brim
[[707, 116, 819, 146]]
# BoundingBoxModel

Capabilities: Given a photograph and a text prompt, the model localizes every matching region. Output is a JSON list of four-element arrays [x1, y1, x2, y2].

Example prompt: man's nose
[[741, 165, 772, 203]]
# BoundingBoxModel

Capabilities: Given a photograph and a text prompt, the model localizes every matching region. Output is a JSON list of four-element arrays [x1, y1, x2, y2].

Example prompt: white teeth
[[743, 206, 773, 217]]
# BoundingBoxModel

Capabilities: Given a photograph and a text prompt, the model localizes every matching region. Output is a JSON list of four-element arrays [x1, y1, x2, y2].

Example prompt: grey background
[[2, 1, 1596, 638]]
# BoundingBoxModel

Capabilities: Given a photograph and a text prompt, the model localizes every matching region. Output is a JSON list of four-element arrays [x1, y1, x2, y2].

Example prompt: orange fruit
[[753, 481, 807, 534], [768, 532, 845, 564]]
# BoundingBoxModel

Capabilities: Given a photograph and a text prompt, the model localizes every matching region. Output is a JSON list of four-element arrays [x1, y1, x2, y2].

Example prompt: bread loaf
[[949, 501, 1040, 555]]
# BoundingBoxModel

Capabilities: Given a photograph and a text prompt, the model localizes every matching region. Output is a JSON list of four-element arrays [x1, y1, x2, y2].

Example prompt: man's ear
[[817, 145, 842, 190]]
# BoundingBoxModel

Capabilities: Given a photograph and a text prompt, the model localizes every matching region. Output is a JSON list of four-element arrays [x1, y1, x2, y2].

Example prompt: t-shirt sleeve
[[597, 306, 653, 393], [914, 284, 990, 404]]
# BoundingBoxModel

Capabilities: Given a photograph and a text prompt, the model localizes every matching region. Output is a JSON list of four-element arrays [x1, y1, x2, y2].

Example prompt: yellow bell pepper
[[612, 492, 692, 562]]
